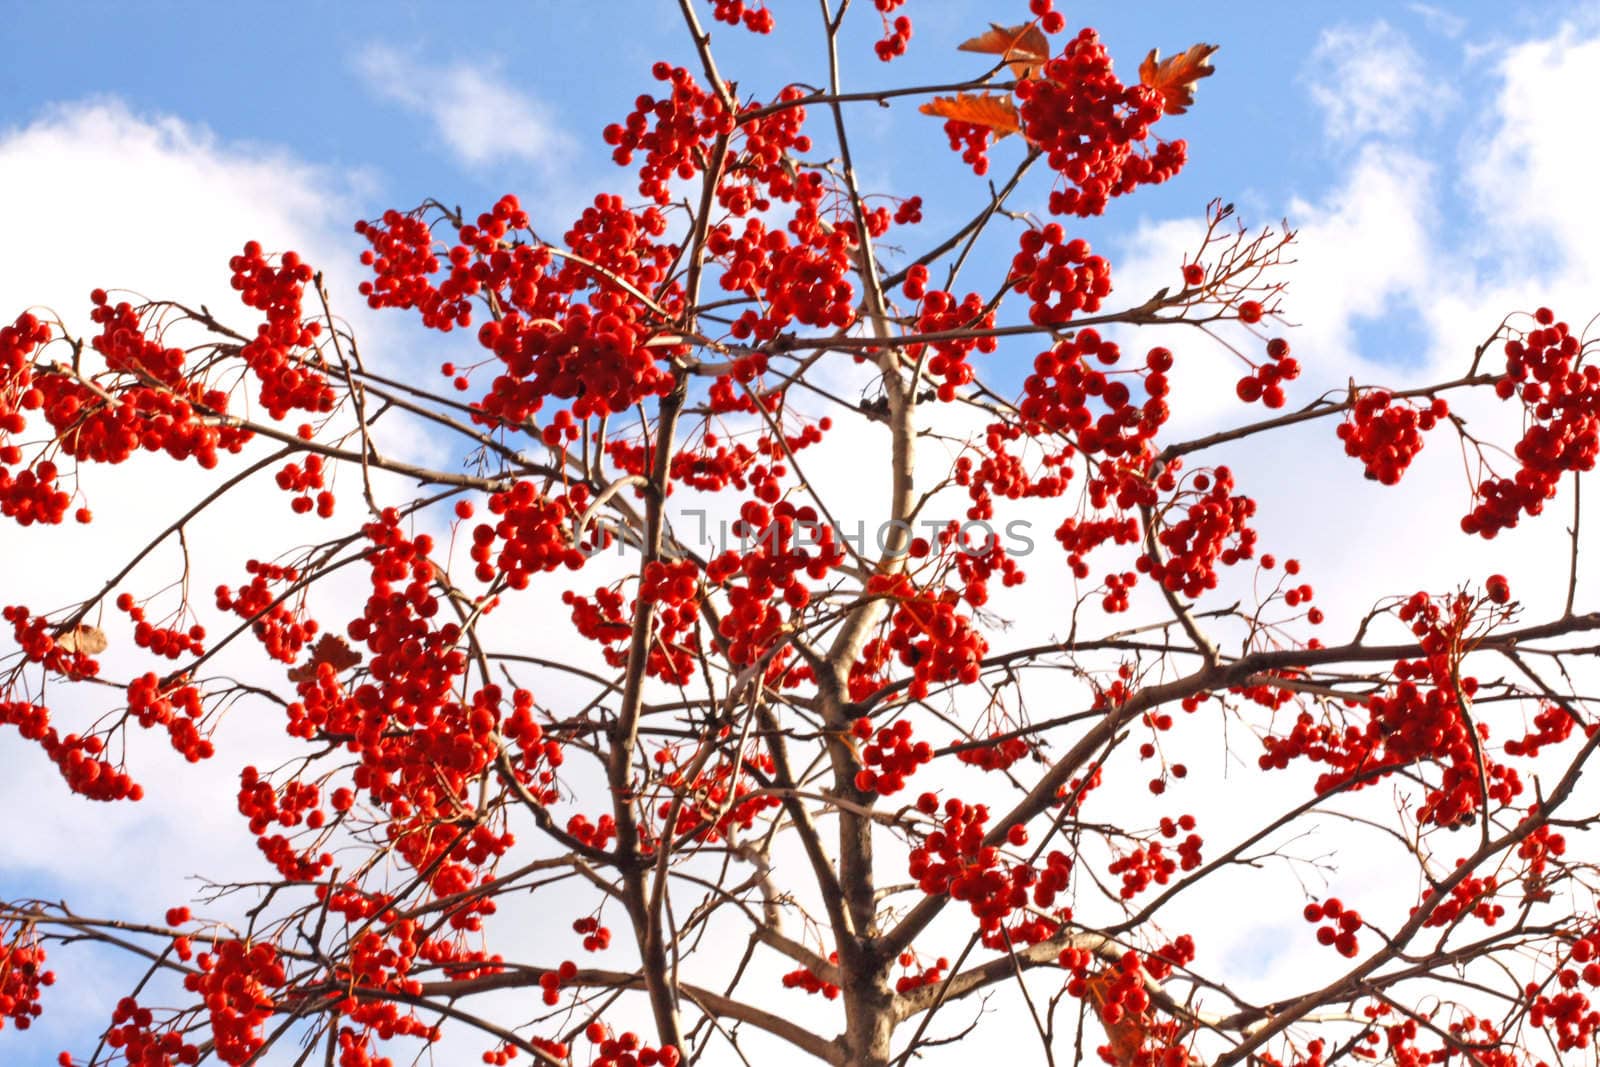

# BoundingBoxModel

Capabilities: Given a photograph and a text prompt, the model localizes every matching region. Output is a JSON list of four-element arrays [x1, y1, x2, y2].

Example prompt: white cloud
[[1408, 2, 1467, 38], [356, 44, 572, 170], [1464, 27, 1600, 280], [1305, 21, 1451, 143]]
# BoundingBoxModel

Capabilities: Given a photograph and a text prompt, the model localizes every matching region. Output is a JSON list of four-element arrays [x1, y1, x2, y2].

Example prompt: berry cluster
[[181, 940, 288, 1065], [863, 573, 986, 700], [1258, 592, 1525, 830], [1010, 224, 1112, 325], [873, 3, 912, 62], [604, 64, 734, 205], [717, 87, 813, 216], [274, 454, 334, 517], [1465, 309, 1600, 537], [712, 0, 773, 33], [537, 959, 581, 1006], [906, 288, 996, 401], [215, 559, 316, 665], [892, 952, 949, 993], [1107, 819, 1202, 900], [654, 740, 781, 843], [1016, 29, 1186, 218], [851, 716, 933, 795], [1020, 331, 1168, 457], [1233, 337, 1299, 408], [1142, 467, 1258, 597], [1303, 897, 1363, 958], [0, 924, 51, 1032], [97, 994, 198, 1065], [1414, 874, 1504, 929], [955, 732, 1032, 772], [1336, 391, 1448, 484], [782, 952, 841, 999], [908, 797, 1050, 938], [585, 1023, 680, 1067], [228, 244, 336, 419]]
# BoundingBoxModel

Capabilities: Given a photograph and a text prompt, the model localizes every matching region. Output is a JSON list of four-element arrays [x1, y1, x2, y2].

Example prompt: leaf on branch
[[957, 22, 1051, 79], [918, 93, 1022, 139], [287, 633, 363, 684], [55, 625, 107, 655], [1138, 43, 1219, 116]]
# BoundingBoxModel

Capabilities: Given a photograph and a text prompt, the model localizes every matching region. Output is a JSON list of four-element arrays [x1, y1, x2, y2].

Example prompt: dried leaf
[[918, 93, 1022, 140], [1138, 43, 1219, 116], [287, 633, 363, 684], [55, 624, 107, 655], [958, 22, 1051, 79]]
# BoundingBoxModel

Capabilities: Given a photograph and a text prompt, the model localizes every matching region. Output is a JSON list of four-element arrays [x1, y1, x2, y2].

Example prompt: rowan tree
[[4, 5, 1600, 1067]]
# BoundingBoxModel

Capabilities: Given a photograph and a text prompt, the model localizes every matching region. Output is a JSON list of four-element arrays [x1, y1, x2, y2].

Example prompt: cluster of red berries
[[908, 797, 1044, 935], [1020, 331, 1168, 458], [873, 5, 912, 62], [1010, 225, 1112, 325], [1142, 466, 1258, 597], [703, 500, 843, 667], [585, 1023, 680, 1067], [1303, 897, 1363, 958], [905, 288, 996, 401], [572, 916, 612, 952], [1415, 874, 1504, 929], [712, 0, 773, 33], [118, 592, 208, 661], [215, 560, 316, 665], [94, 994, 198, 1065], [782, 953, 841, 999], [181, 940, 287, 1065], [1233, 337, 1299, 408], [473, 481, 587, 588], [1337, 391, 1448, 484], [228, 244, 336, 419], [1017, 29, 1186, 218], [654, 741, 781, 842], [1258, 591, 1526, 829], [0, 606, 151, 800], [536, 959, 581, 1006], [274, 454, 334, 517], [237, 766, 333, 880], [1465, 308, 1600, 537], [955, 731, 1032, 772], [864, 573, 986, 699], [892, 952, 949, 993], [851, 716, 933, 795], [355, 208, 470, 330], [605, 64, 734, 205], [939, 117, 998, 176], [1062, 952, 1190, 1067], [0, 924, 52, 1032], [1108, 820, 1201, 900], [717, 88, 813, 216], [127, 672, 211, 763]]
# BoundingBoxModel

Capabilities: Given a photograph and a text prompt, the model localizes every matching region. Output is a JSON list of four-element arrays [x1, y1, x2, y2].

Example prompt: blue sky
[[5, 2, 1600, 1065], [0, 0, 1579, 256]]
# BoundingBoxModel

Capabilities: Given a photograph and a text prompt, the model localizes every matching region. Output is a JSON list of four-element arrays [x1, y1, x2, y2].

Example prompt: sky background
[[4, 1, 1600, 1064]]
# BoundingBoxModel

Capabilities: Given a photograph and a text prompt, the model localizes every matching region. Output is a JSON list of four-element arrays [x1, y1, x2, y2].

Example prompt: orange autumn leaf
[[54, 624, 107, 655], [957, 22, 1051, 79], [918, 93, 1022, 139], [287, 632, 363, 684], [1138, 43, 1219, 116], [1084, 969, 1152, 1067]]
